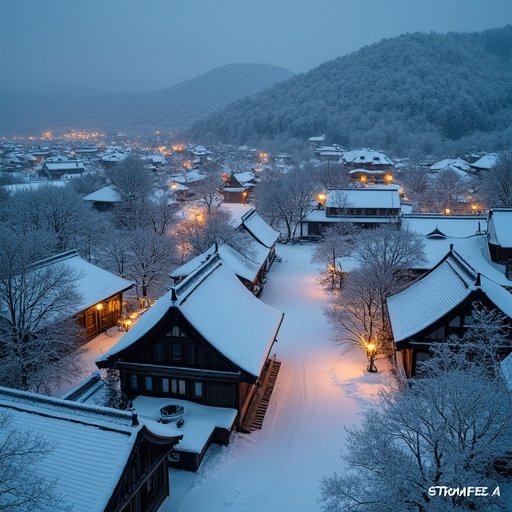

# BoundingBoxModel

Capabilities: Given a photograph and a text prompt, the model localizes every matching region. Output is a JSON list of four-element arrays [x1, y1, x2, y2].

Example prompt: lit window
[[178, 380, 186, 395], [194, 382, 203, 397], [162, 378, 169, 393]]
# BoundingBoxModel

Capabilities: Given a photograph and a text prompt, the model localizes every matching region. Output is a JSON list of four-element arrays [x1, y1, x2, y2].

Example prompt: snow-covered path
[[163, 244, 390, 512]]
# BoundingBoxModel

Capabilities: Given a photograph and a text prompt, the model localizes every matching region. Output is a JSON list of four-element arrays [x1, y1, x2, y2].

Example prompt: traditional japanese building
[[487, 208, 512, 277], [13, 250, 134, 339], [40, 158, 85, 179], [171, 241, 269, 295], [0, 386, 182, 512], [300, 187, 401, 236], [97, 254, 284, 430], [387, 248, 512, 378]]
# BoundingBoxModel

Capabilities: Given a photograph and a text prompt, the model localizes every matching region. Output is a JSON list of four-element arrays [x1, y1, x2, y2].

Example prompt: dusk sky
[[1, 0, 511, 94]]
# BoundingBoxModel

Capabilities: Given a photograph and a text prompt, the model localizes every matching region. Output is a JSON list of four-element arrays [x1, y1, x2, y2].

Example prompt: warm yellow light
[[367, 342, 376, 352], [360, 175, 367, 183], [444, 208, 451, 215], [96, 303, 103, 311], [170, 182, 177, 189], [384, 174, 393, 183], [471, 203, 478, 211], [318, 193, 326, 202]]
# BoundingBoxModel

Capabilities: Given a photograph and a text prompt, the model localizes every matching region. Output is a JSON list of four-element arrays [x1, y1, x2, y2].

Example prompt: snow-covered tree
[[0, 228, 85, 392], [194, 173, 223, 213], [125, 229, 175, 299], [325, 268, 383, 358], [477, 150, 512, 208], [320, 364, 512, 512], [434, 168, 465, 211], [349, 225, 425, 351], [255, 167, 317, 242], [0, 411, 69, 511], [3, 185, 105, 257], [311, 223, 357, 289], [174, 207, 251, 258]]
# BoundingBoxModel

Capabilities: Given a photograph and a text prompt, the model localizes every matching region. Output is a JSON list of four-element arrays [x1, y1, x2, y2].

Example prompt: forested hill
[[188, 27, 512, 154], [0, 64, 294, 136]]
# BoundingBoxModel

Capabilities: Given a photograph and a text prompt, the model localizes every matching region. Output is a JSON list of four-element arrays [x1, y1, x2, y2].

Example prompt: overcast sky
[[1, 0, 511, 94]]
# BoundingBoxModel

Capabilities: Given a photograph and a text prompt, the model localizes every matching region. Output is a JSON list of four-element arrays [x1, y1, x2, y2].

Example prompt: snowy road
[[163, 243, 390, 512]]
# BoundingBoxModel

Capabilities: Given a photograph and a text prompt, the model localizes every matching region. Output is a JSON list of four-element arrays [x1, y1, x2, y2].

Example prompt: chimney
[[475, 273, 481, 287]]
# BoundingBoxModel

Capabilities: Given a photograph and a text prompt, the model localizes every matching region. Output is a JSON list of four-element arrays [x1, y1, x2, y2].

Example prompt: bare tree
[[325, 268, 383, 360], [0, 228, 84, 392], [311, 223, 358, 289], [255, 167, 317, 242], [107, 156, 154, 230], [0, 411, 70, 511], [342, 225, 425, 355], [477, 150, 512, 208], [193, 174, 223, 213], [3, 185, 105, 257], [125, 229, 175, 299], [174, 207, 250, 257], [434, 167, 466, 212], [320, 362, 512, 512]]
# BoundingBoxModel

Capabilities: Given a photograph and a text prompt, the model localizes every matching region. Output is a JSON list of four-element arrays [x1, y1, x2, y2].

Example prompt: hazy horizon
[[1, 0, 511, 96]]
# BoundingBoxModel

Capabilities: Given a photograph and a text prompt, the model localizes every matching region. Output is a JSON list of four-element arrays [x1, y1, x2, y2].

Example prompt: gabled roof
[[82, 185, 122, 203], [241, 209, 280, 248], [100, 255, 284, 378], [387, 250, 512, 342], [470, 153, 498, 171], [342, 149, 393, 165], [171, 242, 265, 284], [28, 250, 133, 314], [0, 386, 180, 512], [488, 208, 512, 248], [43, 160, 85, 171]]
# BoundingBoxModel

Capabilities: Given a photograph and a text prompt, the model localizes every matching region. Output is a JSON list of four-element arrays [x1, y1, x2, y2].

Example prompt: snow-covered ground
[[161, 243, 392, 512]]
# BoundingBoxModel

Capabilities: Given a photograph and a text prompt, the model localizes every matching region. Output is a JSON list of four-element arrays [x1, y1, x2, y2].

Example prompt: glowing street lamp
[[366, 341, 378, 373], [444, 208, 451, 215], [317, 192, 326, 206]]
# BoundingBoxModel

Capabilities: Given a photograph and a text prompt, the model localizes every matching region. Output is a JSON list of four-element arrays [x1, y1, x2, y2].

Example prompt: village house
[[96, 255, 284, 469], [0, 385, 182, 512], [300, 187, 402, 236], [82, 184, 122, 211], [40, 157, 85, 179], [17, 250, 134, 339], [171, 240, 270, 295], [221, 171, 256, 203], [387, 247, 512, 378], [342, 148, 394, 171], [487, 208, 512, 277]]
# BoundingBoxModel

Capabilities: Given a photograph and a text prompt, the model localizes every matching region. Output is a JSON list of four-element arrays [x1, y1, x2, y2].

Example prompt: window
[[167, 325, 186, 337], [162, 378, 169, 393], [178, 380, 186, 395], [194, 381, 203, 397], [171, 379, 177, 394], [145, 376, 153, 391], [130, 374, 138, 390], [172, 344, 182, 362]]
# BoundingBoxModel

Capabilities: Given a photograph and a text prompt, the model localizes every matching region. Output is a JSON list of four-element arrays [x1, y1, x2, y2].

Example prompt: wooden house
[[0, 386, 182, 512], [40, 158, 85, 179], [487, 209, 512, 277], [342, 149, 394, 171], [387, 249, 512, 378], [97, 255, 284, 430], [28, 250, 133, 339], [171, 240, 269, 295], [300, 187, 401, 236], [221, 171, 256, 204], [82, 185, 122, 211]]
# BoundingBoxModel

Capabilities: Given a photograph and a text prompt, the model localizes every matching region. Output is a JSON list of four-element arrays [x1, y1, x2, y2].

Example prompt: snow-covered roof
[[488, 209, 512, 247], [0, 386, 177, 512], [470, 153, 498, 171], [500, 352, 512, 392], [172, 171, 207, 183], [429, 158, 471, 172], [101, 152, 128, 162], [134, 396, 236, 454], [387, 250, 512, 343], [32, 250, 133, 314], [348, 168, 386, 175], [43, 160, 85, 171], [171, 242, 265, 283], [325, 188, 401, 209], [233, 171, 256, 184], [82, 185, 122, 203], [402, 214, 486, 238], [100, 256, 284, 378], [241, 209, 280, 248], [2, 180, 70, 194], [342, 149, 393, 165], [168, 180, 190, 191], [307, 135, 325, 142]]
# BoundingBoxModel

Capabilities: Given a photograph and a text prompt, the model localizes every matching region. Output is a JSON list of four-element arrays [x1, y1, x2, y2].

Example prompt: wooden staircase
[[242, 360, 281, 432]]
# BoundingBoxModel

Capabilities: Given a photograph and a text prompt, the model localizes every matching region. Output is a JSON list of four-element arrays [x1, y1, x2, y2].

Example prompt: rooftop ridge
[[174, 253, 223, 303], [0, 386, 136, 430], [30, 249, 80, 270], [449, 249, 478, 282]]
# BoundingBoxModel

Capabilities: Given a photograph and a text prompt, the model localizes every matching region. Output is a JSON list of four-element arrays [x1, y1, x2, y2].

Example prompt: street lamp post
[[366, 342, 378, 373]]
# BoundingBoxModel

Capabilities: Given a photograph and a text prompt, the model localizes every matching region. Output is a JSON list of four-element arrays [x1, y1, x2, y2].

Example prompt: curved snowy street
[[163, 243, 390, 512]]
